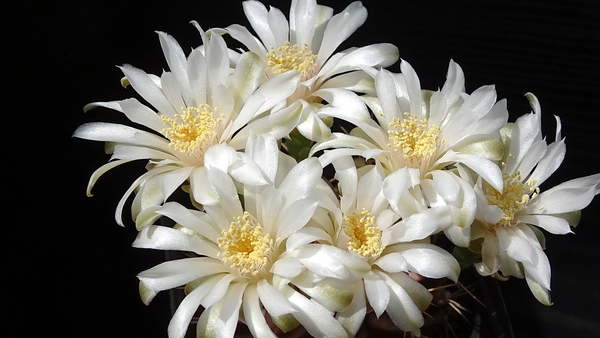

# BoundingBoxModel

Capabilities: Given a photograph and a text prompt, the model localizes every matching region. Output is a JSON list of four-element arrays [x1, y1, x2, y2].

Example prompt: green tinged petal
[[230, 51, 265, 105], [293, 271, 355, 312], [138, 282, 157, 305], [270, 313, 300, 333], [455, 138, 503, 161], [550, 210, 582, 227]]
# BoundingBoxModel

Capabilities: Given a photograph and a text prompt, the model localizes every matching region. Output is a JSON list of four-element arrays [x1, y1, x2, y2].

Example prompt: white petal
[[390, 211, 441, 242], [271, 256, 306, 279], [73, 122, 173, 154], [529, 173, 600, 214], [373, 252, 408, 273], [528, 139, 565, 186], [278, 157, 322, 201], [296, 244, 370, 280], [363, 270, 389, 317], [168, 274, 224, 338], [525, 272, 553, 306], [242, 0, 277, 48], [225, 24, 268, 56], [332, 155, 358, 212], [475, 231, 501, 276], [115, 166, 176, 226], [232, 101, 303, 148], [452, 152, 503, 192], [286, 227, 332, 252], [518, 214, 572, 235], [317, 1, 367, 64], [118, 64, 177, 116], [356, 165, 385, 211], [157, 31, 193, 105], [254, 70, 301, 112], [322, 43, 399, 77], [218, 282, 247, 338], [316, 88, 386, 146], [336, 280, 366, 337], [400, 59, 423, 117], [277, 196, 319, 240], [497, 228, 534, 264], [200, 274, 237, 309], [110, 144, 178, 162], [285, 286, 348, 338], [394, 244, 460, 281], [506, 112, 540, 174], [159, 166, 194, 203], [373, 270, 424, 332], [187, 48, 208, 105], [441, 60, 465, 95], [189, 167, 220, 206], [256, 279, 296, 317], [290, 0, 317, 48], [133, 225, 219, 257], [82, 159, 132, 197], [228, 51, 265, 103], [157, 202, 221, 242], [203, 143, 239, 173], [243, 283, 279, 338], [295, 109, 332, 142], [137, 257, 228, 292]]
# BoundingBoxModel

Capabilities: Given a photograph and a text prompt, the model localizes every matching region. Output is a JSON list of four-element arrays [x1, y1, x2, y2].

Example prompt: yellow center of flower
[[484, 171, 539, 228], [343, 208, 383, 261], [266, 41, 317, 77], [388, 113, 441, 167], [218, 212, 274, 279], [161, 105, 221, 154]]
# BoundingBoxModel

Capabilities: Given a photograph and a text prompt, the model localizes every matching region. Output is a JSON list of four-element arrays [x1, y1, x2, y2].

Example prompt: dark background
[[9, 0, 599, 337]]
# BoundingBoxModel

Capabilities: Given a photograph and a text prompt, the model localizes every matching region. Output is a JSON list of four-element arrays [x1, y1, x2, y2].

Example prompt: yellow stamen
[[344, 208, 383, 261], [161, 105, 220, 154], [485, 171, 539, 228], [266, 41, 317, 77], [388, 113, 441, 167], [218, 212, 274, 279]]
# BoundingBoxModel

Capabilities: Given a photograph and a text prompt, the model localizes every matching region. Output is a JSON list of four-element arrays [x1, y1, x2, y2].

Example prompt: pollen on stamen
[[161, 105, 221, 154], [388, 113, 441, 167], [343, 208, 383, 261], [217, 212, 274, 279], [266, 41, 317, 77], [485, 171, 539, 228]]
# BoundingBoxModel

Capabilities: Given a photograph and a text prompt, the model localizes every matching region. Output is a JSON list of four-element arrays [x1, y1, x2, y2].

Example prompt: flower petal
[[393, 244, 460, 282], [137, 257, 228, 293], [168, 274, 224, 338], [243, 283, 279, 338]]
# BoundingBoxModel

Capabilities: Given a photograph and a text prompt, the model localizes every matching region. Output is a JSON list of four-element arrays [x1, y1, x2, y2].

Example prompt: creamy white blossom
[[282, 158, 459, 335], [312, 59, 508, 246], [73, 29, 304, 226], [222, 0, 399, 141], [471, 93, 600, 305], [133, 135, 352, 338]]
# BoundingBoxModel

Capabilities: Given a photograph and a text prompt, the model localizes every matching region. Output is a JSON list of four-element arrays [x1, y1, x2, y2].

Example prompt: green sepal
[[284, 128, 314, 161], [452, 245, 482, 271]]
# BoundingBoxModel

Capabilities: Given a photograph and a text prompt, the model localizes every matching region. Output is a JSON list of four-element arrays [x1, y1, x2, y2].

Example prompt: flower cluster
[[74, 0, 600, 337]]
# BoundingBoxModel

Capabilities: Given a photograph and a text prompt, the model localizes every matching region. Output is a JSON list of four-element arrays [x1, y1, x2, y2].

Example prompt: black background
[[8, 0, 600, 337]]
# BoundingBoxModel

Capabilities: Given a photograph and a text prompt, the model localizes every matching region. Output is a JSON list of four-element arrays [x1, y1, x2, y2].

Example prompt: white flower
[[283, 158, 459, 335], [223, 0, 399, 140], [133, 135, 352, 338], [312, 59, 508, 245], [73, 28, 304, 226], [471, 93, 600, 305]]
